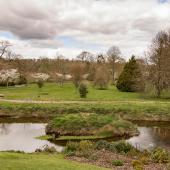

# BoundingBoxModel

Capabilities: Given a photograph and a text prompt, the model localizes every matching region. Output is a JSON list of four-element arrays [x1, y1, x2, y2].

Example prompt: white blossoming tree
[[0, 69, 20, 87]]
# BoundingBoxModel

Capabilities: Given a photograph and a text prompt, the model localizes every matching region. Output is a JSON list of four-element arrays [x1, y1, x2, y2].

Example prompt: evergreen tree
[[116, 56, 143, 92]]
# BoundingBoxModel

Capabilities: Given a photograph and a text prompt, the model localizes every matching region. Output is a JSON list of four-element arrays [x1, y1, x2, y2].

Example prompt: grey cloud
[[28, 39, 63, 49], [0, 0, 170, 58], [133, 17, 163, 35], [0, 0, 58, 39]]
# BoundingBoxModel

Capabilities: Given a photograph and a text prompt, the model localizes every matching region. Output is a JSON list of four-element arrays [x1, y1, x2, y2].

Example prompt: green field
[[0, 82, 170, 121], [0, 152, 107, 170], [0, 82, 143, 101]]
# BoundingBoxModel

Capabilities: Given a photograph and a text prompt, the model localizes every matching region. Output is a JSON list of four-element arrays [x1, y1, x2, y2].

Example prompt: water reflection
[[0, 123, 63, 153], [127, 126, 170, 150], [0, 122, 170, 152]]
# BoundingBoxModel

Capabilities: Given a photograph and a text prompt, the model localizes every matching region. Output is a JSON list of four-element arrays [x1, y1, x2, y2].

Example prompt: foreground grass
[[0, 152, 108, 170]]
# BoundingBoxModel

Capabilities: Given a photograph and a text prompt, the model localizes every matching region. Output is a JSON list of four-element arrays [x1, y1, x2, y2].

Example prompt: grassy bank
[[0, 152, 107, 170], [46, 113, 138, 139], [0, 101, 170, 121]]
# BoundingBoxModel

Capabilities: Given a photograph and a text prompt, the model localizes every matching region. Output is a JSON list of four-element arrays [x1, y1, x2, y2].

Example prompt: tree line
[[0, 29, 170, 98]]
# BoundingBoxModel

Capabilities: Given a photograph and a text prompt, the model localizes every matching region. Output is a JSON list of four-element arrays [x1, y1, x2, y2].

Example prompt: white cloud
[[0, 0, 170, 59]]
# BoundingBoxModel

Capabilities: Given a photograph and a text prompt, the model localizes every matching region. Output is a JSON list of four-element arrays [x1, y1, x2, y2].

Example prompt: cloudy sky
[[0, 0, 170, 59]]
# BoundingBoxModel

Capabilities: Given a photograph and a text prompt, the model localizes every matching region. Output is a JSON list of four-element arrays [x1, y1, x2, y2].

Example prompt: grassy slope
[[0, 152, 108, 170]]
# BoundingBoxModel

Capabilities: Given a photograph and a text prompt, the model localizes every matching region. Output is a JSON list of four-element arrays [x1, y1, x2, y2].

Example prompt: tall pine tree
[[116, 55, 143, 92]]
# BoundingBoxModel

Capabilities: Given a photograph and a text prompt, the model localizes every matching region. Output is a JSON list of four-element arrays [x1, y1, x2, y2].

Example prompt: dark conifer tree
[[116, 55, 143, 92]]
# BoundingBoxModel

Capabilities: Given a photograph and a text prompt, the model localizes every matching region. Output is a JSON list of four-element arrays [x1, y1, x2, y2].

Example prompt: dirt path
[[0, 98, 169, 104]]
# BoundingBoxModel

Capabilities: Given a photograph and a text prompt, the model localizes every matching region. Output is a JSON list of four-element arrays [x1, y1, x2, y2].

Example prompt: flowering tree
[[32, 73, 50, 82], [0, 69, 20, 87]]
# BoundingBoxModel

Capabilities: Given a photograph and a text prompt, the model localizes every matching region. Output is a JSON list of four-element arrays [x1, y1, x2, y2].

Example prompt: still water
[[0, 123, 63, 152], [127, 125, 170, 150], [0, 121, 169, 152]]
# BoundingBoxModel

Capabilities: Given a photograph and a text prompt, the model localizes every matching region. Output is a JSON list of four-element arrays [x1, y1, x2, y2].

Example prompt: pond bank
[[0, 101, 170, 122]]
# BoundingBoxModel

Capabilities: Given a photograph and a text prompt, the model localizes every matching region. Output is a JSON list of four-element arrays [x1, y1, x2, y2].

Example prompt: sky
[[0, 0, 170, 59]]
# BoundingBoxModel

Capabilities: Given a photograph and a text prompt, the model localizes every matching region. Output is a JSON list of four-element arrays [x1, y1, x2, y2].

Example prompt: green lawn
[[0, 82, 142, 101], [0, 82, 169, 120], [0, 152, 108, 170]]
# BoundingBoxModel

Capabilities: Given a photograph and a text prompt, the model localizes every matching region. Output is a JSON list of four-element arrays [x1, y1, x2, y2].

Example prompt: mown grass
[[0, 82, 147, 101], [0, 152, 107, 170]]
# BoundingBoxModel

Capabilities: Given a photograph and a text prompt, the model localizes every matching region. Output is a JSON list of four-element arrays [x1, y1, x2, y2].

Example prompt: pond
[[0, 120, 169, 152], [127, 121, 170, 150], [0, 122, 63, 152]]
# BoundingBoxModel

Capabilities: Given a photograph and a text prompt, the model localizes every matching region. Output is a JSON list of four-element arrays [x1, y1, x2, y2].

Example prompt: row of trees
[[0, 29, 170, 98]]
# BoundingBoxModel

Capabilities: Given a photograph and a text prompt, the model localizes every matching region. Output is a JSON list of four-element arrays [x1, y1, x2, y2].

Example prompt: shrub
[[35, 145, 56, 153], [42, 145, 56, 153], [64, 141, 79, 156], [95, 140, 110, 150], [78, 140, 94, 157], [78, 140, 93, 152], [112, 141, 133, 153], [140, 156, 150, 165], [132, 160, 144, 170], [151, 147, 169, 163], [112, 160, 124, 166], [65, 141, 94, 158], [37, 80, 44, 88], [79, 83, 88, 98]]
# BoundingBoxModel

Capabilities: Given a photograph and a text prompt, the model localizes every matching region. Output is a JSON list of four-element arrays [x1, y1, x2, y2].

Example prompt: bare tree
[[107, 46, 123, 84], [0, 40, 12, 58], [148, 30, 170, 97], [94, 66, 110, 89], [71, 63, 84, 88], [96, 53, 106, 64], [77, 51, 94, 63]]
